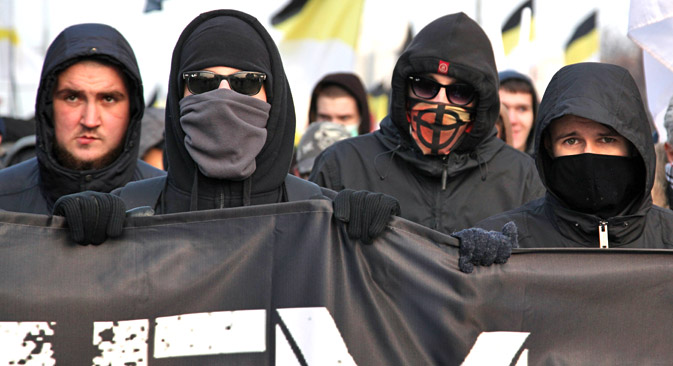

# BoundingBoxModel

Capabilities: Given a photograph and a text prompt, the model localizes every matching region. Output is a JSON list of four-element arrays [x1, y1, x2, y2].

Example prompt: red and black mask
[[406, 98, 474, 155]]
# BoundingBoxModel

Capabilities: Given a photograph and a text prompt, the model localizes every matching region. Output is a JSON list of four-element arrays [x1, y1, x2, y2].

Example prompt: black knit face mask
[[547, 153, 643, 218]]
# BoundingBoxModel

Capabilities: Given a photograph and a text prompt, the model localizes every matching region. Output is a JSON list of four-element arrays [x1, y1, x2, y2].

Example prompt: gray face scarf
[[179, 88, 270, 180]]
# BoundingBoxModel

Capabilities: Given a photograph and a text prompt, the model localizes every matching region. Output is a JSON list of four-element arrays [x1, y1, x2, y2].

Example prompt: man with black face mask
[[309, 13, 545, 234], [476, 62, 673, 248]]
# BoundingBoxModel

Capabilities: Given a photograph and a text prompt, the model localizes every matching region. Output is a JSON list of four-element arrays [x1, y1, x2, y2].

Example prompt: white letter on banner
[[276, 307, 357, 366], [461, 331, 530, 366], [93, 319, 149, 366], [0, 322, 56, 366], [154, 309, 266, 358]]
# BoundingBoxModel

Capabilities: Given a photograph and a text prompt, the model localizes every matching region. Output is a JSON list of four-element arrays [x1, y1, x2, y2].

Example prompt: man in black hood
[[53, 9, 395, 247], [114, 10, 321, 212], [309, 13, 545, 234], [477, 62, 673, 248], [0, 23, 164, 214]]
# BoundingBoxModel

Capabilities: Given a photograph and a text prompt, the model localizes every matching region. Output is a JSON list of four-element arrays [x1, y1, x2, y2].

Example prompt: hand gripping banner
[[0, 200, 672, 365]]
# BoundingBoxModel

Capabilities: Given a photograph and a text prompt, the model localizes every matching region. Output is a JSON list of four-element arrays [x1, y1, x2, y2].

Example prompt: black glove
[[333, 189, 401, 244], [452, 221, 518, 274], [53, 191, 126, 245]]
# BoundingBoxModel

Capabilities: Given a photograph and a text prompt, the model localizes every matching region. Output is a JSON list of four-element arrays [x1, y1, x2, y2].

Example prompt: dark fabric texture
[[453, 221, 518, 273], [158, 10, 296, 213], [0, 157, 162, 215], [179, 88, 270, 180], [333, 189, 401, 244], [308, 13, 545, 234], [0, 23, 164, 214], [53, 190, 126, 245], [308, 72, 372, 135], [3, 201, 673, 364], [310, 117, 545, 234], [547, 154, 642, 218], [498, 70, 539, 155], [477, 63, 673, 248]]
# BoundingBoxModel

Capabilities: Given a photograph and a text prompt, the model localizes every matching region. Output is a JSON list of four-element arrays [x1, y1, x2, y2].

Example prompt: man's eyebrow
[[553, 130, 578, 140], [99, 90, 126, 98], [53, 88, 80, 96]]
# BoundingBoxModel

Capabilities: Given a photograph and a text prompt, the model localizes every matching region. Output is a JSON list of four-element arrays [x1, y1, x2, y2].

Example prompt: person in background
[[0, 23, 164, 214], [293, 121, 351, 179], [477, 62, 673, 248], [307, 72, 372, 136], [659, 94, 673, 208], [498, 70, 538, 154], [496, 102, 514, 146], [309, 12, 544, 235]]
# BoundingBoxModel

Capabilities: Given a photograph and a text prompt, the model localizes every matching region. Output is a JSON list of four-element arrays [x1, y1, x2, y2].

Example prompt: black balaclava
[[163, 10, 296, 212], [534, 63, 654, 219]]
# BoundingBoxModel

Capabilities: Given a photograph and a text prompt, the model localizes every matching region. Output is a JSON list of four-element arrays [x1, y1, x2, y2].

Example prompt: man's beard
[[53, 140, 125, 171]]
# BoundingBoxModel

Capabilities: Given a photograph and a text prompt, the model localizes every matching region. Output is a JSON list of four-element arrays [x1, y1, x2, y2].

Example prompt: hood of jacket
[[308, 72, 372, 135], [34, 23, 144, 205], [389, 12, 500, 155], [535, 62, 654, 222], [163, 10, 295, 208]]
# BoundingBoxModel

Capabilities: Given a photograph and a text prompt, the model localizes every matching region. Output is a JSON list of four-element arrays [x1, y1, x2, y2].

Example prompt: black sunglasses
[[408, 76, 476, 106], [182, 70, 267, 96]]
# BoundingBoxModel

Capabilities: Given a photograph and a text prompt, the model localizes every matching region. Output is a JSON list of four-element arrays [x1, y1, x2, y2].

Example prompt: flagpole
[[7, 0, 18, 116]]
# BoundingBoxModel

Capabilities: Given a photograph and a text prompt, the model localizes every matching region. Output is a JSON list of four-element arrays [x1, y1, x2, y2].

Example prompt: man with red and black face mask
[[309, 13, 545, 234]]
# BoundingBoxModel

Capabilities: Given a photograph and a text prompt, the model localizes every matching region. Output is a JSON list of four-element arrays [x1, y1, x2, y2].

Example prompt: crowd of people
[[2, 9, 672, 253]]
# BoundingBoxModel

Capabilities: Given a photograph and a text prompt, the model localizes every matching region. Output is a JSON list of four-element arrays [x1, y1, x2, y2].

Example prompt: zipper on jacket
[[598, 221, 609, 248], [441, 158, 449, 191]]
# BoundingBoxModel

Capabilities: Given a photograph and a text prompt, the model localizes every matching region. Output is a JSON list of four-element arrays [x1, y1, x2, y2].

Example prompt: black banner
[[0, 200, 672, 365]]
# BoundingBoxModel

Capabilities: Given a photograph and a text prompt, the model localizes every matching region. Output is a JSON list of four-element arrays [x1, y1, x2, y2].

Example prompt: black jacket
[[0, 23, 163, 214], [309, 13, 544, 233], [477, 63, 673, 248], [116, 10, 326, 213]]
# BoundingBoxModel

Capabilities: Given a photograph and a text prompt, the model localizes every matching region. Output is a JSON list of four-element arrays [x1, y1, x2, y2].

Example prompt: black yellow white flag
[[501, 0, 535, 56], [272, 0, 366, 134], [564, 10, 599, 65]]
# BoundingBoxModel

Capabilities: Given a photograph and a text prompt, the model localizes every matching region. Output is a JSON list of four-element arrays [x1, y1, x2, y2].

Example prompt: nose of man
[[81, 102, 101, 128], [219, 79, 231, 90]]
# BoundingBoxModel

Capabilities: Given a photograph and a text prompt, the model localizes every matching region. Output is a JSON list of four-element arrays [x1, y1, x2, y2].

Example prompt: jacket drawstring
[[189, 170, 199, 212], [476, 151, 488, 181], [242, 177, 252, 206], [374, 144, 402, 181]]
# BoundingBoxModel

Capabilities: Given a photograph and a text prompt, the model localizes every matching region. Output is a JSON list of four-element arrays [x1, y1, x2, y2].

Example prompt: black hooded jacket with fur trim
[[477, 63, 673, 248], [0, 23, 163, 214], [309, 13, 544, 234]]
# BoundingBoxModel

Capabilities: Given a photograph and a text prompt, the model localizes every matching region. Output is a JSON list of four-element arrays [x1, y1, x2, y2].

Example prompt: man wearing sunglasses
[[0, 23, 164, 214], [309, 12, 545, 234], [52, 10, 400, 245], [476, 63, 673, 248]]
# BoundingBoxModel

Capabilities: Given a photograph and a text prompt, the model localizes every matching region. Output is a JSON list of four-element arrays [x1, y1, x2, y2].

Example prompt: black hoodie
[[117, 10, 321, 213], [310, 13, 544, 234], [0, 23, 163, 214], [477, 63, 673, 248]]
